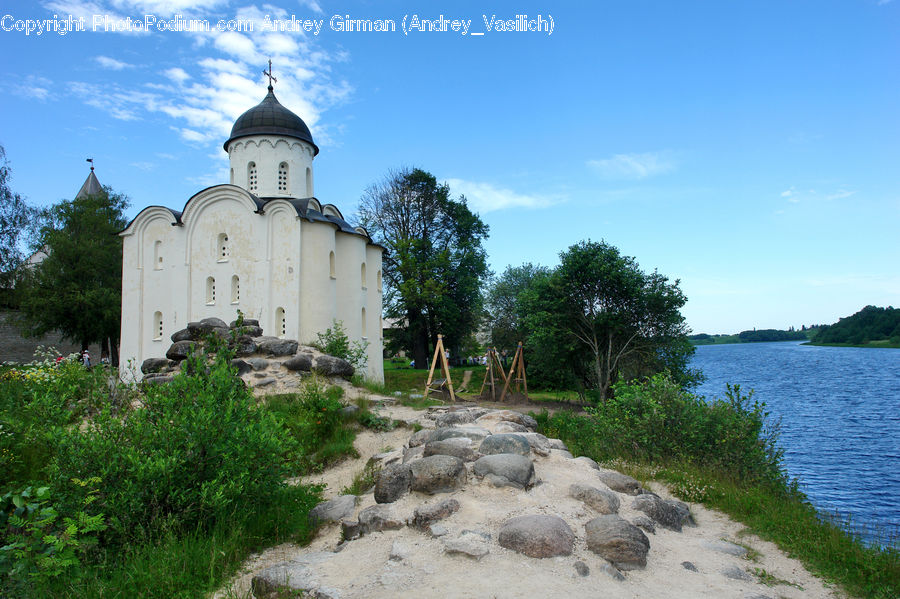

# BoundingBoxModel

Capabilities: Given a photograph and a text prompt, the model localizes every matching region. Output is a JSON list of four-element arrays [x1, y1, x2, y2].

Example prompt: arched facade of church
[[119, 83, 384, 382]]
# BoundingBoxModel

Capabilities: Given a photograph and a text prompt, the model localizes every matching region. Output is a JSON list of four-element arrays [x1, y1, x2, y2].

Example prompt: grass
[[341, 462, 381, 496]]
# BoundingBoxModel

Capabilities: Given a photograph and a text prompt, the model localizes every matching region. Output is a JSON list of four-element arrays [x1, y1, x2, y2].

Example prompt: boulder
[[597, 470, 642, 495], [258, 337, 299, 356], [170, 328, 192, 342], [374, 463, 412, 504], [230, 318, 260, 328], [435, 411, 475, 427], [498, 515, 575, 558], [569, 483, 620, 514], [670, 499, 697, 527], [423, 437, 481, 462], [412, 498, 460, 529], [251, 555, 331, 598], [142, 374, 173, 385], [358, 504, 405, 534], [518, 432, 551, 456], [409, 455, 467, 494], [402, 445, 425, 464], [308, 495, 358, 526], [141, 357, 170, 374], [165, 340, 195, 362], [245, 357, 270, 371], [702, 540, 748, 557], [233, 325, 263, 337], [474, 409, 538, 431], [479, 433, 532, 457], [409, 426, 490, 448], [548, 438, 568, 451], [494, 421, 529, 433], [551, 448, 574, 459], [284, 353, 314, 372], [254, 377, 276, 387], [232, 335, 258, 356], [314, 355, 354, 378], [632, 516, 656, 534], [574, 456, 600, 470], [585, 515, 650, 570], [473, 454, 536, 489], [340, 518, 362, 541], [187, 318, 229, 338], [632, 494, 688, 532], [443, 531, 490, 560], [230, 359, 252, 376], [722, 565, 752, 581]]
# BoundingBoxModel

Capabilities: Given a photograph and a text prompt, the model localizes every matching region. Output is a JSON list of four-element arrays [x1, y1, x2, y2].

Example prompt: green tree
[[520, 240, 696, 401], [16, 187, 128, 362], [358, 168, 490, 367], [486, 263, 549, 352], [0, 145, 38, 297]]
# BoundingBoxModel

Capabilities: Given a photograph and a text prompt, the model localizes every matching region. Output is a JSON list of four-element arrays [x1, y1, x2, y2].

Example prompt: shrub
[[316, 319, 369, 372], [50, 341, 296, 541]]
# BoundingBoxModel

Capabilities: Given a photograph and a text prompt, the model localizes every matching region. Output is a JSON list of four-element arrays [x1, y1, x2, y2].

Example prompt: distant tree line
[[812, 305, 900, 346]]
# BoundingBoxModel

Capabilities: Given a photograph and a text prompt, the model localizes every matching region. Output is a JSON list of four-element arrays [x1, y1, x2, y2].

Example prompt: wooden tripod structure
[[500, 341, 528, 402], [424, 334, 456, 403], [478, 348, 509, 401]]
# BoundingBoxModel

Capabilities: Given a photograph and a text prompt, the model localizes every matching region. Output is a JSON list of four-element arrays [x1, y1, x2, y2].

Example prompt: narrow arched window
[[248, 162, 258, 193], [217, 233, 229, 261], [230, 168, 234, 184], [153, 240, 162, 270], [377, 269, 382, 293], [361, 307, 367, 338], [361, 263, 367, 289], [329, 251, 336, 279], [276, 307, 286, 338], [206, 277, 216, 304], [153, 311, 163, 340], [231, 275, 240, 304], [305, 167, 312, 197], [278, 162, 288, 193]]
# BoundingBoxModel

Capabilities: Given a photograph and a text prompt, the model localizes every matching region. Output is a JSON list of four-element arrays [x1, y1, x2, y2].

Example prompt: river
[[690, 341, 900, 547]]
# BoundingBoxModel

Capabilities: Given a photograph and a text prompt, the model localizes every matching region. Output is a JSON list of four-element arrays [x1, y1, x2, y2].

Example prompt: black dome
[[224, 86, 318, 154]]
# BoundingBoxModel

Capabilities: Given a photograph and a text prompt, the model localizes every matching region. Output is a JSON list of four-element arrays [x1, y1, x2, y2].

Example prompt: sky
[[0, 0, 897, 334]]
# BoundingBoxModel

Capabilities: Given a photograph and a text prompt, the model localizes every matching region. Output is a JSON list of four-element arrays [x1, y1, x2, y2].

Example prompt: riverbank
[[802, 340, 900, 349]]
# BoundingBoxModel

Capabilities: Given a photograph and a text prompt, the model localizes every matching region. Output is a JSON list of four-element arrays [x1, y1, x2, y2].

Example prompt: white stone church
[[119, 81, 384, 381]]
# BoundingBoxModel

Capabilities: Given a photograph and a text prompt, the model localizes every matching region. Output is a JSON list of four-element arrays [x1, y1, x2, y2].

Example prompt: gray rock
[[574, 456, 600, 470], [474, 409, 538, 431], [254, 377, 276, 387], [250, 553, 333, 598], [670, 500, 697, 527], [412, 498, 460, 529], [552, 448, 574, 459], [410, 427, 490, 448], [389, 540, 410, 561], [424, 437, 481, 462], [230, 359, 252, 376], [314, 355, 354, 378], [230, 318, 260, 328], [429, 524, 449, 537], [494, 421, 529, 433], [722, 565, 752, 581], [374, 463, 412, 504], [435, 411, 475, 427], [284, 353, 314, 372], [165, 340, 196, 362], [258, 337, 299, 357], [358, 504, 404, 534], [309, 495, 358, 526], [498, 514, 575, 558], [682, 561, 698, 572], [254, 372, 268, 378], [473, 454, 536, 489], [188, 317, 229, 336], [140, 357, 170, 374], [632, 494, 688, 532], [408, 428, 435, 448], [743, 594, 775, 599], [170, 328, 192, 342], [585, 515, 650, 570], [574, 561, 590, 577], [597, 561, 626, 581], [597, 470, 642, 495], [479, 433, 532, 457], [443, 531, 490, 560], [142, 374, 173, 385], [233, 325, 263, 337], [569, 483, 621, 514], [632, 516, 656, 534], [340, 519, 361, 541], [245, 357, 270, 371], [232, 335, 258, 356], [548, 438, 568, 451], [409, 455, 467, 494], [368, 450, 403, 469], [402, 445, 425, 464], [518, 432, 551, 456], [702, 540, 748, 557]]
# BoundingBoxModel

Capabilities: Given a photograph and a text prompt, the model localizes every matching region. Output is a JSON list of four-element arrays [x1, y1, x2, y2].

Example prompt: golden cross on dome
[[263, 58, 277, 89]]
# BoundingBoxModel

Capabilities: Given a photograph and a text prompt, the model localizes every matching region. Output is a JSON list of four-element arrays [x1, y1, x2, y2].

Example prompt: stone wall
[[0, 310, 101, 364]]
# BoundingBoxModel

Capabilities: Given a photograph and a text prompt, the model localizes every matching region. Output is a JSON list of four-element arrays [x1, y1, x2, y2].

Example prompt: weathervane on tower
[[263, 58, 277, 90]]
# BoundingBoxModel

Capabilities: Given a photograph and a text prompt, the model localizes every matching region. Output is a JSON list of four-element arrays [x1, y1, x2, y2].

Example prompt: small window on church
[[361, 263, 367, 290], [377, 269, 382, 293], [231, 275, 240, 304], [153, 311, 163, 341], [361, 307, 367, 339], [276, 307, 286, 338], [230, 168, 234, 184], [206, 277, 216, 305], [217, 233, 229, 261], [329, 251, 336, 279], [278, 162, 288, 193], [248, 162, 258, 193], [154, 240, 162, 270], [305, 167, 312, 197]]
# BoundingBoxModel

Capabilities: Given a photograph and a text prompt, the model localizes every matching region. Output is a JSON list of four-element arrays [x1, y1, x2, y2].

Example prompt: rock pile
[[138, 317, 355, 391]]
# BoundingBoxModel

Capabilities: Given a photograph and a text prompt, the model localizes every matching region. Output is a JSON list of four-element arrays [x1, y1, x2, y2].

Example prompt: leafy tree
[[812, 305, 900, 345], [0, 145, 38, 297], [519, 240, 696, 401], [486, 263, 549, 352], [357, 168, 490, 367], [16, 187, 128, 362]]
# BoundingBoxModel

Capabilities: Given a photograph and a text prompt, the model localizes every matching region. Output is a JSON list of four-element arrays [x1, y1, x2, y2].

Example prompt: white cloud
[[443, 178, 562, 214], [586, 151, 677, 179], [164, 67, 190, 84], [826, 189, 856, 201], [96, 55, 133, 70], [12, 76, 53, 100], [214, 32, 259, 63], [130, 161, 155, 170], [298, 0, 324, 13]]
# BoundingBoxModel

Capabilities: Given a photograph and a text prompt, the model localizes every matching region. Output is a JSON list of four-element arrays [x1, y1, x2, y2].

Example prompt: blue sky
[[1, 0, 897, 334]]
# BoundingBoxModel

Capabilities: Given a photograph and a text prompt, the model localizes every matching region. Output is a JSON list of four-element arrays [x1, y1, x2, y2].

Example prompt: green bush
[[50, 342, 296, 541], [316, 319, 369, 372]]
